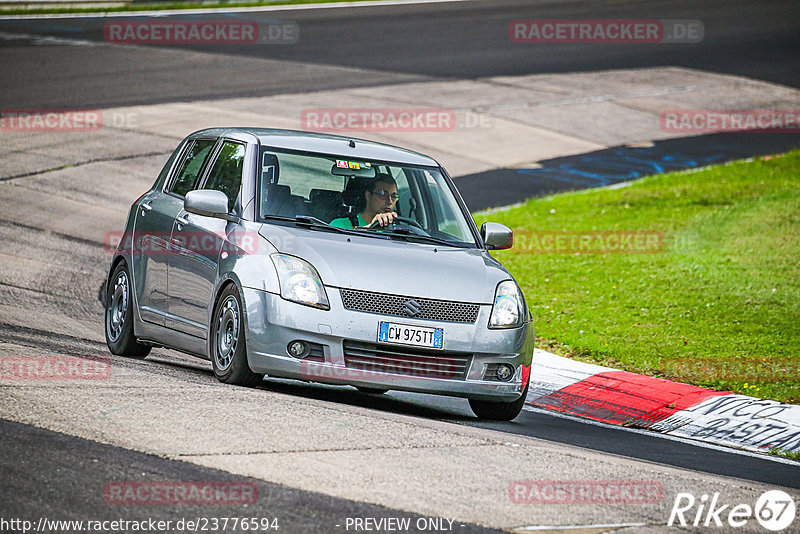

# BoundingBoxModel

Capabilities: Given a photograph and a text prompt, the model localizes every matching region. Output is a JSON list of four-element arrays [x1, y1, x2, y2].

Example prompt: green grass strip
[[475, 151, 800, 403]]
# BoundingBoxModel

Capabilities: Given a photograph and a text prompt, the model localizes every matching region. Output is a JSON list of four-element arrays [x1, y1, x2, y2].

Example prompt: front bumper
[[242, 287, 534, 402]]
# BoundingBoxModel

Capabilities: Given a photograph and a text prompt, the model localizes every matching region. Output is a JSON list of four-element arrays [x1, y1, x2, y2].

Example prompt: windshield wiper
[[293, 215, 341, 228], [261, 214, 296, 223], [297, 216, 393, 240], [292, 215, 370, 234], [262, 214, 348, 231], [378, 228, 461, 247], [262, 214, 389, 239]]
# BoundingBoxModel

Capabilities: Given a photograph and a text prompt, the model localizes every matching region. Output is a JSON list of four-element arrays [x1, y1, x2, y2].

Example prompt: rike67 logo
[[668, 490, 796, 531]]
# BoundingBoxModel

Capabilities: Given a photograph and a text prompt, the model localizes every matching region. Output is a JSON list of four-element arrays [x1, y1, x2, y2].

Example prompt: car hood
[[258, 224, 511, 304]]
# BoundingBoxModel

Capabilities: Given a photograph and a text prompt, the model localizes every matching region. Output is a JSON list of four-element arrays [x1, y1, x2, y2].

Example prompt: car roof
[[188, 127, 440, 167]]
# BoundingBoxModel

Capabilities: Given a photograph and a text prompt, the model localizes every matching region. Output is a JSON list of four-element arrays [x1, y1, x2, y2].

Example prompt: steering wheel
[[367, 216, 425, 231]]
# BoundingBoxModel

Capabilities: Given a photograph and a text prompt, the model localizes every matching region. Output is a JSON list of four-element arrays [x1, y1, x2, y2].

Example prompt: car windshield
[[257, 148, 478, 247]]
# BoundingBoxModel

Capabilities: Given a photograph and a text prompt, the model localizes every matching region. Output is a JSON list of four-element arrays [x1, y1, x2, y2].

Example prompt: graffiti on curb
[[654, 395, 800, 452]]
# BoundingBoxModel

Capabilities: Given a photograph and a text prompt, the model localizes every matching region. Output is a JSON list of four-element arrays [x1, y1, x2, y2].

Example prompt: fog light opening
[[287, 341, 310, 358], [496, 363, 515, 382]]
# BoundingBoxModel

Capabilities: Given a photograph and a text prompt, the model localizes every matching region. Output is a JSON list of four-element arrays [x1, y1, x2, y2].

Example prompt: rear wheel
[[468, 379, 529, 421], [210, 284, 263, 387], [105, 262, 150, 358]]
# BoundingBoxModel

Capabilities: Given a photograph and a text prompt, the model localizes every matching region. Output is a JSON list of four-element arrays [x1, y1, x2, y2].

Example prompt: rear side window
[[168, 139, 216, 197], [203, 141, 246, 212]]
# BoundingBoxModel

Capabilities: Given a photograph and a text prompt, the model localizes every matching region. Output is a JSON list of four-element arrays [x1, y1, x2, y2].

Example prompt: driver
[[331, 173, 398, 229]]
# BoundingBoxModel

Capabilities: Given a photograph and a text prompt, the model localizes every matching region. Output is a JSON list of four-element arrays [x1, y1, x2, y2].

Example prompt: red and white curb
[[525, 349, 800, 454]]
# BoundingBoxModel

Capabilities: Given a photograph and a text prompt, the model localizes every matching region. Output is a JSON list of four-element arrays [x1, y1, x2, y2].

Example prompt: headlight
[[489, 280, 525, 329], [271, 254, 329, 310]]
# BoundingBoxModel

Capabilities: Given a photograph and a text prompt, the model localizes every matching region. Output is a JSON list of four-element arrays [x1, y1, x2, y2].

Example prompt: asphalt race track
[[0, 419, 506, 534], [0, 0, 798, 108], [1, 0, 799, 532], [458, 131, 800, 211]]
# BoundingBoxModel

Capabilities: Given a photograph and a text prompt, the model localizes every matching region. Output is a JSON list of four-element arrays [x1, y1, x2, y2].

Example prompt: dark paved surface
[[456, 132, 800, 211], [1, 1, 798, 525], [1, 378, 797, 533], [0, 418, 504, 533], [253, 378, 800, 490], [0, 0, 798, 108]]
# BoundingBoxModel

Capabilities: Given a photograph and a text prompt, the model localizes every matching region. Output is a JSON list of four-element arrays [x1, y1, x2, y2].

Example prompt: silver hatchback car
[[104, 128, 534, 420]]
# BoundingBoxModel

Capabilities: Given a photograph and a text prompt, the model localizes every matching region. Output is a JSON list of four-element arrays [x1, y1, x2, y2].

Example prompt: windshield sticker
[[336, 160, 371, 170]]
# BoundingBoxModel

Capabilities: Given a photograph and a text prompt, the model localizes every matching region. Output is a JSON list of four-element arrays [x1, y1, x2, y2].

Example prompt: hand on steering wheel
[[367, 215, 424, 230], [367, 211, 398, 228]]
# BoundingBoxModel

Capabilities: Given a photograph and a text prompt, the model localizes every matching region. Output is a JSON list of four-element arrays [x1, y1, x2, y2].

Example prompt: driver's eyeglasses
[[371, 190, 398, 201]]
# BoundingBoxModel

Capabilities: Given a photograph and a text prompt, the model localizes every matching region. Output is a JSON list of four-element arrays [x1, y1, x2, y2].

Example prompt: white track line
[[512, 523, 648, 532], [0, 29, 99, 45], [523, 406, 800, 467], [0, 0, 476, 20]]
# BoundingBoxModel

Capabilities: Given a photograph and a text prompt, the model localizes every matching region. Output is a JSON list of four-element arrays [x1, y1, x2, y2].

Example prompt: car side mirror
[[184, 190, 231, 219], [481, 222, 513, 250]]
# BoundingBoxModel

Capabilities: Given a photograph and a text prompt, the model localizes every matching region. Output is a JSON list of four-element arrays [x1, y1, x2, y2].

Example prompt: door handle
[[140, 202, 152, 215], [175, 216, 189, 230]]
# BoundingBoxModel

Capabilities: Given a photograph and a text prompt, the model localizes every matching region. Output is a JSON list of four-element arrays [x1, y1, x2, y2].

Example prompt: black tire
[[468, 378, 529, 421], [356, 386, 389, 394], [105, 261, 151, 358], [210, 284, 263, 387]]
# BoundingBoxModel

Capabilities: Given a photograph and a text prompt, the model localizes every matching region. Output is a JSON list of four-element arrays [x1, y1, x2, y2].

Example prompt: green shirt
[[330, 213, 368, 229]]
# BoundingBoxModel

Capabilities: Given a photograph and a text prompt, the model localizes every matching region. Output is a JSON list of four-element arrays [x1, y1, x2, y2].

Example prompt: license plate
[[378, 321, 443, 349]]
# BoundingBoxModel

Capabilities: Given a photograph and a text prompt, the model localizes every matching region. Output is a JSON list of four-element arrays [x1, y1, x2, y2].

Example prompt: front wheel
[[105, 262, 150, 358], [210, 285, 263, 387], [468, 380, 529, 421]]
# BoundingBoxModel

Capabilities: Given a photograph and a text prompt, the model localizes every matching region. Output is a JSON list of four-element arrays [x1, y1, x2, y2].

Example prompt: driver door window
[[202, 141, 246, 212], [167, 139, 216, 197]]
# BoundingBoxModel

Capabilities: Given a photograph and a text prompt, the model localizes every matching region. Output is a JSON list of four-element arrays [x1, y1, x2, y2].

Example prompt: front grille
[[340, 288, 480, 323], [343, 341, 472, 380], [306, 342, 325, 362], [483, 363, 503, 381]]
